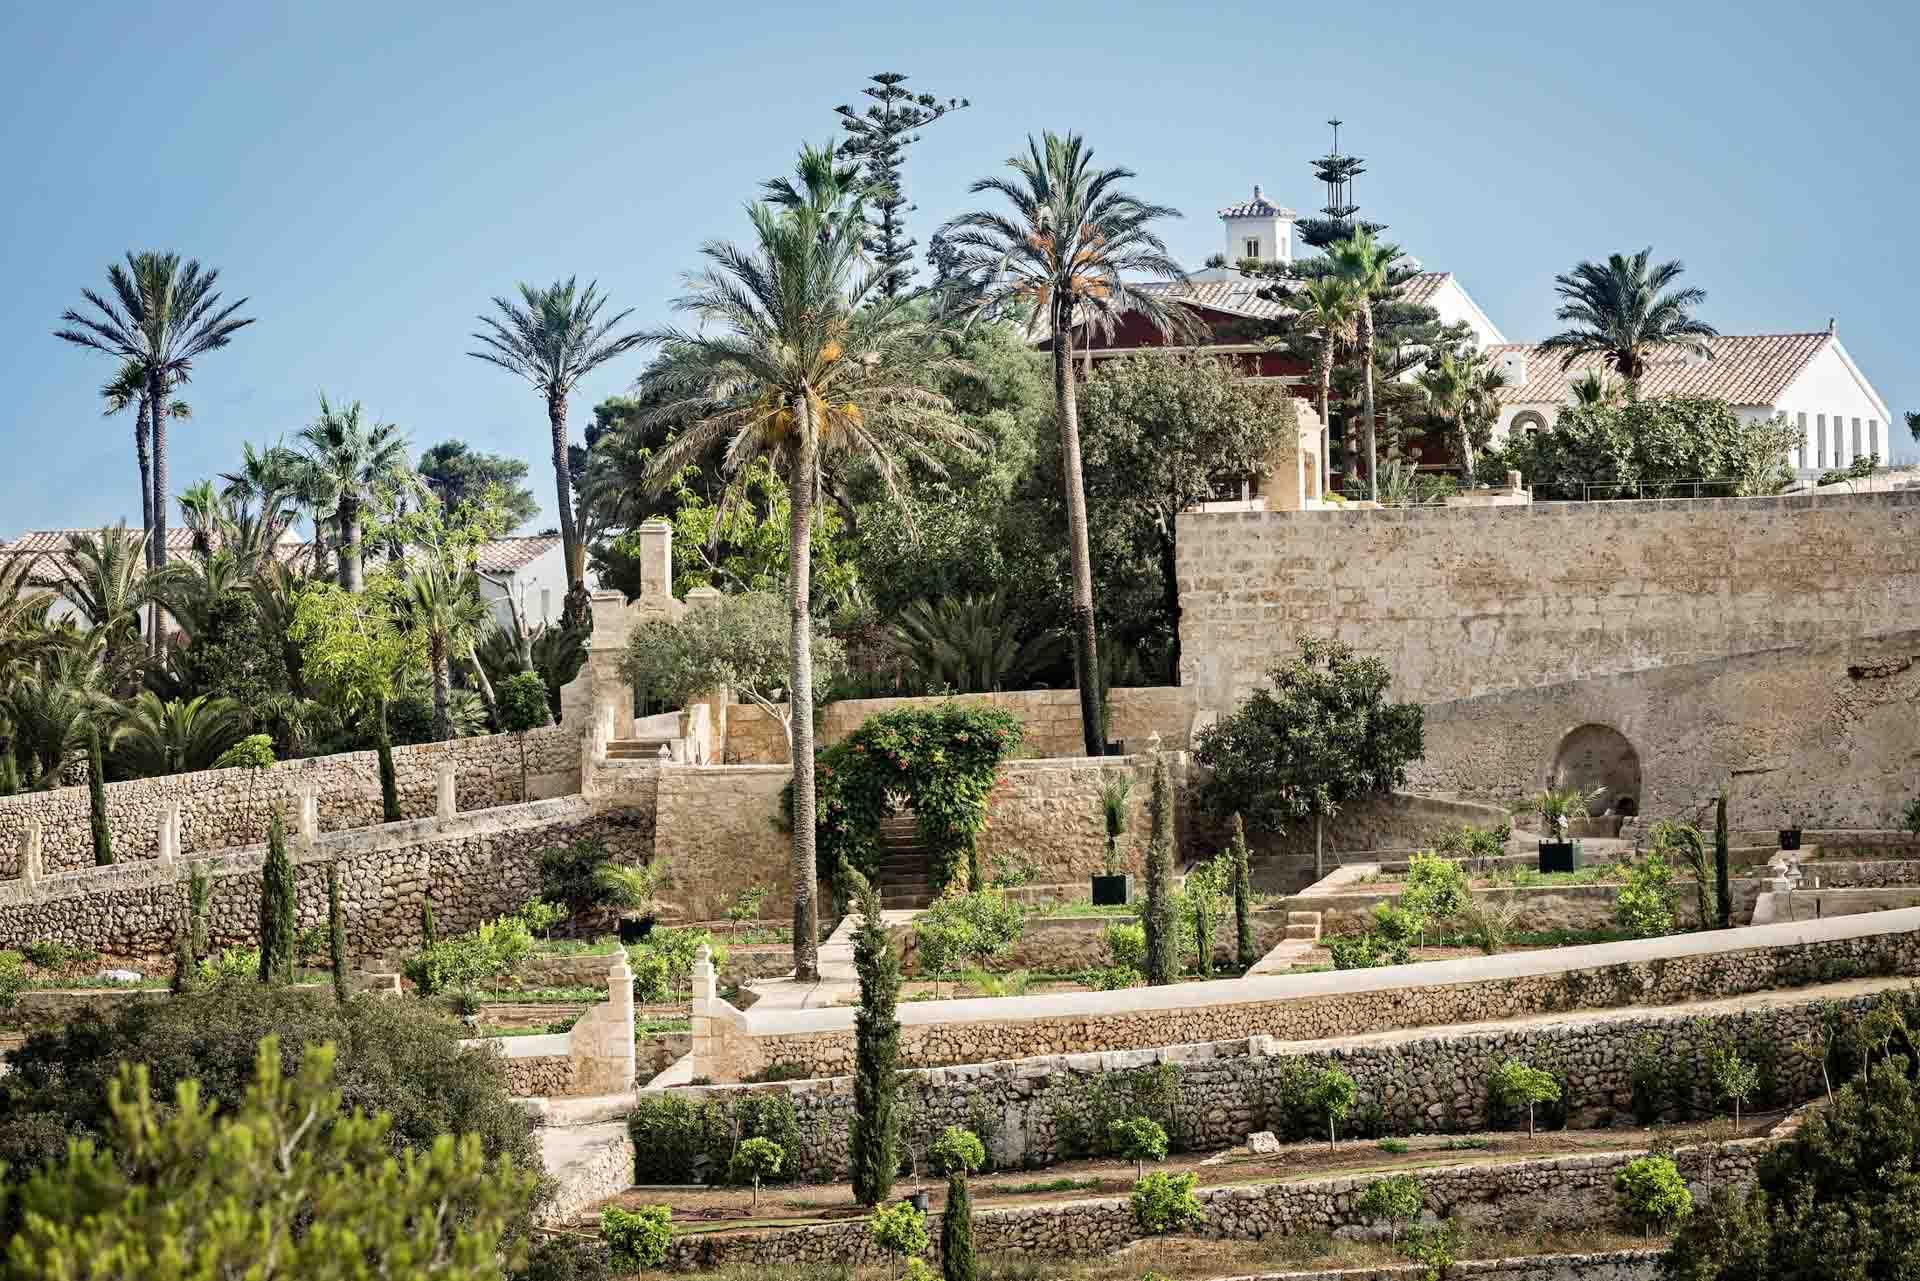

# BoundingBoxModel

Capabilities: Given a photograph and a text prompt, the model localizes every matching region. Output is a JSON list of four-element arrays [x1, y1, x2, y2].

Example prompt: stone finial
[[158, 802, 181, 864], [435, 757, 457, 821], [657, 742, 672, 761], [1146, 730, 1163, 756], [691, 943, 716, 1006], [18, 821, 43, 887], [1506, 469, 1523, 492]]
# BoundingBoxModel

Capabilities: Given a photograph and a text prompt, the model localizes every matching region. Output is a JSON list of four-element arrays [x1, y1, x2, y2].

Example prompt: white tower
[[1219, 185, 1295, 267]]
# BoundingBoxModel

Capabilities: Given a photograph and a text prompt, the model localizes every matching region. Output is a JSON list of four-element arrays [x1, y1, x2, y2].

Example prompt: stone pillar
[[606, 952, 636, 1091], [158, 802, 181, 864], [637, 519, 674, 602], [435, 757, 457, 822], [296, 789, 319, 848], [18, 821, 43, 888], [689, 944, 717, 1080]]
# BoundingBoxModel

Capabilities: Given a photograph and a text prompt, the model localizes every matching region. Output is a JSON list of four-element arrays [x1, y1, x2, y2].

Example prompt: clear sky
[[3, 0, 1913, 535]]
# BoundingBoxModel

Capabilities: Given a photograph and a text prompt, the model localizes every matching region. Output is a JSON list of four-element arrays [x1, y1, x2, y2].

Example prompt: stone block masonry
[[0, 725, 580, 877]]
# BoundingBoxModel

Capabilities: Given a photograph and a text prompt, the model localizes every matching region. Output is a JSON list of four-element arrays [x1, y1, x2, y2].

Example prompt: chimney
[[637, 519, 673, 601], [1252, 184, 1263, 201], [1827, 317, 1837, 336], [1496, 349, 1528, 386]]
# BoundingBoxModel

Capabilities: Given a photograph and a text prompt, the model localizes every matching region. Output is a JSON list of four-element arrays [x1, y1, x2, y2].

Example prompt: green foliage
[[889, 593, 1065, 693], [849, 865, 904, 1207], [497, 670, 551, 733], [1615, 1155, 1691, 1232], [1104, 922, 1146, 972], [538, 837, 612, 928], [629, 927, 726, 1002], [929, 1126, 986, 1177], [213, 733, 276, 770], [625, 1092, 800, 1185], [416, 439, 541, 529], [1710, 1043, 1760, 1123], [0, 1035, 536, 1281], [19, 940, 96, 970], [1229, 815, 1256, 971], [813, 703, 1023, 893], [1051, 1063, 1182, 1159], [0, 951, 24, 1013], [1099, 776, 1132, 875], [869, 1200, 931, 1261], [1615, 852, 1678, 938], [726, 885, 769, 921], [1086, 964, 1142, 991], [1405, 1220, 1464, 1281], [403, 910, 535, 996], [600, 1204, 674, 1271], [1108, 1116, 1169, 1175], [327, 862, 348, 1002], [621, 588, 844, 719], [941, 1157, 977, 1281], [1142, 756, 1179, 985], [1192, 637, 1424, 836], [910, 888, 1026, 984], [1488, 1059, 1561, 1135], [1649, 819, 1715, 927], [1904, 797, 1920, 836], [1129, 1171, 1204, 1236], [1480, 397, 1800, 499], [1183, 854, 1231, 977], [1328, 930, 1409, 970], [85, 721, 111, 865], [1309, 1066, 1358, 1145], [198, 946, 259, 985], [257, 813, 296, 986], [288, 580, 424, 724], [1402, 852, 1468, 929], [1432, 822, 1510, 860], [728, 1135, 784, 1204], [1355, 1174, 1424, 1243]]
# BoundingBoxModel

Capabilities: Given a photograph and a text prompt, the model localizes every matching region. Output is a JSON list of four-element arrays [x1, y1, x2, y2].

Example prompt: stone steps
[[875, 812, 934, 909], [607, 739, 675, 760]]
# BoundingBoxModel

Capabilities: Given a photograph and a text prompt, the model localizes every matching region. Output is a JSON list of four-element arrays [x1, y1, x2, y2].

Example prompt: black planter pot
[[1538, 840, 1581, 874], [1091, 874, 1132, 907], [1780, 828, 1803, 851], [909, 1190, 932, 1214], [617, 915, 656, 945], [1104, 740, 1124, 756]]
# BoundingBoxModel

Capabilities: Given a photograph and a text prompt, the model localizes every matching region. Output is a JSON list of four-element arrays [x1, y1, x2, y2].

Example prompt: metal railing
[[1577, 479, 1739, 501]]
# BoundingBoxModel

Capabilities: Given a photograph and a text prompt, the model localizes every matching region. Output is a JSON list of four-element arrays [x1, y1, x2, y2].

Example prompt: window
[[1511, 410, 1548, 436], [1853, 418, 1864, 461], [1244, 237, 1261, 259], [1817, 414, 1828, 468]]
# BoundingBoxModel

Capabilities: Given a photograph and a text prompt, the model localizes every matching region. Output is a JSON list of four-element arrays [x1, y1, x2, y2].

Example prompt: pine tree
[[847, 863, 902, 1205], [1295, 120, 1387, 251], [1231, 813, 1257, 971], [258, 813, 296, 985], [834, 73, 968, 298], [85, 721, 112, 865], [1714, 790, 1732, 930], [328, 861, 349, 1002], [1143, 755, 1179, 985]]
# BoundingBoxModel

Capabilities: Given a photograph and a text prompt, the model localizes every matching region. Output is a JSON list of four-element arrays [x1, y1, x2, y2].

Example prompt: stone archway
[[1551, 724, 1642, 817]]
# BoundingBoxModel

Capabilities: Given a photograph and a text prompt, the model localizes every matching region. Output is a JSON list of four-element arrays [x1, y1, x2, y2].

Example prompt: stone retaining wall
[[1802, 859, 1920, 889], [0, 725, 580, 876], [1219, 1253, 1664, 1281]]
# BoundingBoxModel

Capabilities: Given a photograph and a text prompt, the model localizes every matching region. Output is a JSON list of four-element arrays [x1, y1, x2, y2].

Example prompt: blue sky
[[3, 0, 1914, 534]]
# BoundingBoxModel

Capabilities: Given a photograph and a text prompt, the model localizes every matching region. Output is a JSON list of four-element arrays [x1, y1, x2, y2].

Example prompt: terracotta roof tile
[[1218, 186, 1296, 220], [473, 536, 561, 574], [1490, 333, 1832, 407], [1134, 271, 1456, 323]]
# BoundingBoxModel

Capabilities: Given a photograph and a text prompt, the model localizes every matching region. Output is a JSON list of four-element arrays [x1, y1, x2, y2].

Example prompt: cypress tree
[[1143, 755, 1179, 986], [1231, 813, 1256, 971], [1714, 790, 1732, 930], [85, 721, 112, 865], [420, 900, 436, 947], [187, 860, 212, 961], [941, 1172, 975, 1281], [376, 704, 401, 823], [258, 813, 296, 985], [847, 863, 901, 1205], [328, 861, 349, 1002], [169, 917, 194, 994]]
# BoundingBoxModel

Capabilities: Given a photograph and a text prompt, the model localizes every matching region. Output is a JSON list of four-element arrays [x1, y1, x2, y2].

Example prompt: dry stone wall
[[0, 725, 579, 877]]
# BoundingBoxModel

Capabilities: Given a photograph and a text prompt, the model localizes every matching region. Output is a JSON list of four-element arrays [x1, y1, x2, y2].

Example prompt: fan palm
[[400, 553, 490, 741], [1417, 349, 1505, 479], [109, 690, 249, 777], [54, 252, 254, 579], [220, 439, 305, 546], [470, 278, 647, 631], [176, 480, 228, 559], [296, 395, 410, 592], [636, 143, 969, 981], [1324, 230, 1399, 500], [940, 132, 1195, 756], [890, 594, 1066, 693], [1537, 248, 1717, 385], [1291, 277, 1359, 496], [100, 359, 192, 567]]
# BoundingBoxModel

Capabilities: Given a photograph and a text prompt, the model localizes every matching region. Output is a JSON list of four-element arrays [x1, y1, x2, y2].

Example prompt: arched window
[[1511, 411, 1548, 436]]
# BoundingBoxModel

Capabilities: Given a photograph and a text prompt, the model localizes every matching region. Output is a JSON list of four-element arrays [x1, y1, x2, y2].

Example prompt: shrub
[[199, 946, 261, 984], [1086, 965, 1142, 992], [1309, 1066, 1358, 1147], [600, 1204, 673, 1270], [1328, 930, 1407, 970], [725, 885, 768, 922], [930, 1126, 985, 1177], [1355, 1174, 1423, 1244], [729, 1136, 784, 1209], [624, 1091, 802, 1186], [1405, 1220, 1463, 1281], [0, 951, 25, 1013], [1615, 1155, 1692, 1233], [497, 671, 550, 733], [1616, 853, 1678, 938], [1104, 922, 1146, 972], [1142, 756, 1179, 984], [538, 837, 611, 928], [403, 911, 535, 996], [911, 888, 1025, 985], [1710, 1043, 1760, 1126], [20, 941, 96, 969], [629, 927, 726, 1002], [1108, 1116, 1169, 1178], [213, 734, 276, 770], [988, 848, 1040, 889], [1488, 1059, 1562, 1137], [1130, 1171, 1204, 1235], [1905, 797, 1920, 836], [868, 1200, 930, 1264], [515, 1236, 611, 1281], [1401, 852, 1469, 939]]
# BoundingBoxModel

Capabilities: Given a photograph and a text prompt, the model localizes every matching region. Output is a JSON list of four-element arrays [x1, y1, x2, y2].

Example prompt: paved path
[[742, 909, 922, 1012]]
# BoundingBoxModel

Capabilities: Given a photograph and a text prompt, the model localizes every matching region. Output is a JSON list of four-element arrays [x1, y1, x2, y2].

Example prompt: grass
[[999, 1176, 1098, 1195], [24, 975, 171, 991], [638, 1017, 691, 1036], [474, 985, 602, 1004], [531, 936, 621, 957]]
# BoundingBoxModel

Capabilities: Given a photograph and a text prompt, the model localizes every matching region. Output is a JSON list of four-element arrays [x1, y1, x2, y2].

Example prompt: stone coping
[[465, 1032, 571, 1058], [734, 905, 1920, 1037], [1213, 1251, 1664, 1281], [1182, 488, 1920, 524]]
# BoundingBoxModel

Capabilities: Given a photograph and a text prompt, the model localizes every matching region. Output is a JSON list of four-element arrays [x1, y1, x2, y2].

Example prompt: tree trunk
[[1457, 415, 1476, 482], [148, 371, 170, 653], [1317, 344, 1333, 498], [339, 495, 362, 592], [429, 635, 451, 741], [311, 510, 330, 579], [1156, 524, 1179, 684], [786, 398, 822, 983], [1053, 311, 1104, 758], [1360, 305, 1378, 502], [466, 641, 499, 727], [1315, 811, 1324, 881], [134, 395, 154, 564], [548, 389, 591, 632]]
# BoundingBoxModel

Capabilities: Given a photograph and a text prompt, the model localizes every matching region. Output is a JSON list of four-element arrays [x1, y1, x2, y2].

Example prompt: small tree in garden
[[1649, 819, 1715, 928], [930, 1126, 986, 1281], [496, 670, 550, 801], [1130, 1171, 1204, 1236], [1616, 852, 1678, 938], [85, 721, 111, 866], [420, 900, 436, 947], [601, 1204, 674, 1270], [169, 919, 194, 995], [1401, 852, 1468, 947], [728, 1136, 784, 1211], [1711, 1043, 1760, 1128], [848, 864, 903, 1206], [1183, 855, 1230, 978], [327, 861, 349, 1002], [1355, 1174, 1424, 1245], [187, 860, 212, 960], [1099, 776, 1132, 875], [1143, 754, 1180, 985], [868, 1200, 931, 1280], [1192, 637, 1424, 879], [1488, 1059, 1561, 1137], [289, 580, 422, 823], [1110, 1116, 1170, 1179], [257, 813, 296, 986], [1229, 814, 1256, 971], [1615, 1155, 1691, 1235], [1309, 1065, 1357, 1149]]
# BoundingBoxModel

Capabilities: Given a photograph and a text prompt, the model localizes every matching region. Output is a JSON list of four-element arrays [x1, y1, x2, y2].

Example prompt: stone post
[[158, 802, 181, 865], [689, 943, 717, 1080], [18, 821, 43, 888], [435, 757, 457, 822], [636, 518, 674, 601], [296, 789, 319, 848], [606, 952, 636, 1091]]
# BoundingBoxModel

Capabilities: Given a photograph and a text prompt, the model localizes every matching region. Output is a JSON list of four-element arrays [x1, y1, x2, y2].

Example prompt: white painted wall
[[1773, 341, 1893, 474], [1222, 211, 1294, 265], [1427, 277, 1507, 348], [477, 543, 594, 632]]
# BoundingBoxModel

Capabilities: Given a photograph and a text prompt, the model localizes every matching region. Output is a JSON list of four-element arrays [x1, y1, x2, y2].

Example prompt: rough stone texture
[[502, 1054, 578, 1098], [668, 980, 1878, 1178], [0, 725, 579, 877], [663, 1139, 1756, 1270], [0, 797, 652, 956], [723, 687, 1199, 765], [537, 1121, 636, 1227], [650, 766, 795, 923], [699, 909, 1920, 1081], [1210, 1253, 1664, 1281], [1176, 492, 1920, 711], [1303, 880, 1767, 935], [1220, 793, 1514, 893], [978, 757, 1173, 878]]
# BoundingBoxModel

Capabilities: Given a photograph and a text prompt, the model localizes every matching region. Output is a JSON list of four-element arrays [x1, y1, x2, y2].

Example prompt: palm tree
[[1291, 277, 1358, 497], [1537, 248, 1717, 387], [220, 439, 305, 545], [1324, 231, 1398, 500], [636, 145, 969, 981], [296, 396, 410, 592], [1570, 371, 1623, 410], [109, 691, 249, 777], [469, 278, 647, 631], [56, 525, 156, 687], [1418, 349, 1505, 480], [940, 132, 1194, 756], [890, 594, 1065, 693], [54, 252, 254, 583], [100, 360, 192, 566], [2, 640, 112, 784], [401, 554, 489, 741], [176, 481, 228, 559]]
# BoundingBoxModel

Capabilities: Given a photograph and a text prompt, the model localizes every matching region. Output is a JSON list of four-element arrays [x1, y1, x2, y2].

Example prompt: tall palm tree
[[1291, 277, 1359, 497], [100, 360, 192, 566], [176, 481, 227, 559], [401, 553, 489, 741], [637, 146, 968, 981], [54, 252, 254, 582], [296, 395, 410, 592], [940, 132, 1195, 756], [469, 278, 647, 631], [1324, 231, 1397, 500], [1537, 247, 1717, 386], [220, 439, 304, 545]]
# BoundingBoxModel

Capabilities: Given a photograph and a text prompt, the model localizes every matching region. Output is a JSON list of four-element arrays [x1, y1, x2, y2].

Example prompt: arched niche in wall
[[1550, 723, 1642, 817]]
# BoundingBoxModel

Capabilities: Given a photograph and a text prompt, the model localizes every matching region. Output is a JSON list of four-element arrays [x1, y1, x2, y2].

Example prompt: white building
[[1489, 326, 1894, 476]]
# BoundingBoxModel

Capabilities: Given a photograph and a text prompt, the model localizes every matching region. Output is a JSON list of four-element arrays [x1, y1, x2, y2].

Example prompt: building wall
[[477, 543, 583, 631], [1775, 342, 1893, 474], [1175, 491, 1920, 713]]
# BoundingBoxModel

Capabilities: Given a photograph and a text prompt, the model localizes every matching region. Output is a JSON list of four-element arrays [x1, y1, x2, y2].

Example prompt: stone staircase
[[875, 814, 935, 910], [1282, 910, 1322, 943], [606, 737, 676, 761], [1248, 909, 1324, 975]]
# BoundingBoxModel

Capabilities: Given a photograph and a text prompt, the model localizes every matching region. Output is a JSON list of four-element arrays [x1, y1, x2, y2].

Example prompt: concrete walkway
[[743, 909, 922, 1012]]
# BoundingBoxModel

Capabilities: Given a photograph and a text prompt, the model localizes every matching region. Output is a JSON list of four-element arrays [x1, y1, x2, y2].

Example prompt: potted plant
[[1092, 777, 1133, 906], [1521, 786, 1594, 874], [1779, 822, 1803, 851]]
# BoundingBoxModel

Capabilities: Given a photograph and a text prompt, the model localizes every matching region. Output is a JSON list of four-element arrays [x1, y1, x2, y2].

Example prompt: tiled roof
[[1219, 186, 1295, 220], [473, 535, 561, 574], [1490, 332, 1832, 407], [1134, 271, 1456, 323]]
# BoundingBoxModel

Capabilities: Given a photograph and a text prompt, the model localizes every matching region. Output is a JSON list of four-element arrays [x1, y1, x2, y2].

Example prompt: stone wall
[[694, 908, 1920, 1081], [1176, 491, 1920, 712], [0, 725, 580, 876], [663, 1138, 1756, 1271], [650, 765, 794, 923], [1229, 793, 1516, 894], [1302, 880, 1768, 935], [723, 687, 1198, 765], [1411, 629, 1920, 831], [0, 797, 653, 956]]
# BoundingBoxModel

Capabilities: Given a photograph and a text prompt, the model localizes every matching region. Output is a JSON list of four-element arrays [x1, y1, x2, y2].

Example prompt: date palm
[[940, 132, 1195, 754], [1537, 247, 1717, 386], [100, 360, 192, 567], [637, 144, 968, 980], [54, 252, 254, 582], [400, 553, 489, 741], [1292, 277, 1358, 496], [296, 396, 410, 592], [1325, 230, 1397, 501], [57, 525, 156, 678], [470, 278, 646, 631]]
